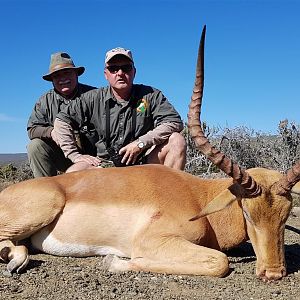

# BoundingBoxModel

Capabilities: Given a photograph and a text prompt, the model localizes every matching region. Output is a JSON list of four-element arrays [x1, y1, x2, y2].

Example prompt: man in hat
[[27, 52, 96, 177], [54, 47, 186, 172]]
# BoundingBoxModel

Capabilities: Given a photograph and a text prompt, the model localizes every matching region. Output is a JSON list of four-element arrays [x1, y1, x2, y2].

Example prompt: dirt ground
[[0, 214, 299, 300]]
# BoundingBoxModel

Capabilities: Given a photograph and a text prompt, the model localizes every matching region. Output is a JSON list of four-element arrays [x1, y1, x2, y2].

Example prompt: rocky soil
[[0, 214, 299, 300]]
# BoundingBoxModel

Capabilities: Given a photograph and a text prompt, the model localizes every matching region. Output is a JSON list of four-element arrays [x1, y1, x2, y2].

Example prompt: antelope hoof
[[1, 245, 29, 274], [101, 254, 116, 271], [257, 266, 286, 282]]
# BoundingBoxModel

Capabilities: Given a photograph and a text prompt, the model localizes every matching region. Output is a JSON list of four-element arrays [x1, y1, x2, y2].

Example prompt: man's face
[[51, 69, 78, 97], [104, 56, 135, 93]]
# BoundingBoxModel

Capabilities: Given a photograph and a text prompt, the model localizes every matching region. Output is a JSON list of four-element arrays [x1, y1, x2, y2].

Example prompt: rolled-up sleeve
[[138, 122, 183, 147], [27, 99, 53, 139], [137, 89, 183, 147], [54, 118, 82, 162]]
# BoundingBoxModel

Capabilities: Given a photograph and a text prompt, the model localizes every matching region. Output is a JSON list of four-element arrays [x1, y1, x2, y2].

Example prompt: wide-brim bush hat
[[43, 52, 85, 81]]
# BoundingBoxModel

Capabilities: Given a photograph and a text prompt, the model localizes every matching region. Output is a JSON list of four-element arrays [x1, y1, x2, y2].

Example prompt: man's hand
[[73, 155, 102, 166], [119, 141, 142, 165]]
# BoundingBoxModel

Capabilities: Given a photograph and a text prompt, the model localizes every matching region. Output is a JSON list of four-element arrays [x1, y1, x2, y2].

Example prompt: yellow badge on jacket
[[137, 99, 148, 113]]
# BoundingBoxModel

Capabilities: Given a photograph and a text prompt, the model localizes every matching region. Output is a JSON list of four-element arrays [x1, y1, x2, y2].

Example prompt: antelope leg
[[103, 236, 229, 277], [0, 240, 29, 273]]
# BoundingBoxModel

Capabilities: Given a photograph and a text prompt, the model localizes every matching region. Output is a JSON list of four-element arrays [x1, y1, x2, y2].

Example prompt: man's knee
[[146, 132, 186, 168], [168, 132, 187, 153], [27, 139, 71, 177], [27, 139, 51, 158], [27, 138, 42, 154], [164, 132, 186, 170]]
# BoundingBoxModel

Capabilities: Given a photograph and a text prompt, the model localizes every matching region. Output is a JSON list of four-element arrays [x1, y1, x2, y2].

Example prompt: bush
[[184, 119, 300, 176], [0, 162, 33, 183]]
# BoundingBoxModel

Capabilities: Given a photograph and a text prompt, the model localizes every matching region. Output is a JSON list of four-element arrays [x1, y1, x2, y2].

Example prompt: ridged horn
[[187, 25, 262, 197], [273, 162, 300, 195]]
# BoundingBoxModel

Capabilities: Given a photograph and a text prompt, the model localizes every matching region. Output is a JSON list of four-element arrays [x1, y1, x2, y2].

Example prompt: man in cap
[[54, 47, 186, 172], [27, 52, 97, 177]]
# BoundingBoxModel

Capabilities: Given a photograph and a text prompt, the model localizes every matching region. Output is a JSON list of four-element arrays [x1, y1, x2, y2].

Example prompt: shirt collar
[[55, 84, 80, 103], [106, 85, 137, 106]]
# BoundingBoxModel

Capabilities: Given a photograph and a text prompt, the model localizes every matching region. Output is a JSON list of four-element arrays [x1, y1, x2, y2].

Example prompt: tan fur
[[291, 181, 300, 194], [0, 165, 292, 280]]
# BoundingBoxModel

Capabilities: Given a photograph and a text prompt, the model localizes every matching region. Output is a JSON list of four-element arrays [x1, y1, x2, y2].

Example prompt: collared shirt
[[57, 84, 183, 158], [27, 83, 96, 140]]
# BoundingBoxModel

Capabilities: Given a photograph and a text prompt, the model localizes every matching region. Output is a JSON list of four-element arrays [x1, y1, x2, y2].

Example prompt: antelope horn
[[187, 25, 262, 197], [273, 162, 300, 195]]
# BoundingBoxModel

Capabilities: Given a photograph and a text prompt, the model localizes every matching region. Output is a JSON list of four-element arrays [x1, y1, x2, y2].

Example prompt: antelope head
[[188, 26, 298, 281]]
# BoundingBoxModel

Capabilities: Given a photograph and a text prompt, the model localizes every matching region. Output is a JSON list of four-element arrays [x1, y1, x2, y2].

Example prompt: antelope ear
[[189, 188, 238, 221], [291, 181, 300, 195]]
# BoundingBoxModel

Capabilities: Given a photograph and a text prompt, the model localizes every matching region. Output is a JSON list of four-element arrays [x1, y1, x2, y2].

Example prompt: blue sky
[[0, 0, 299, 153]]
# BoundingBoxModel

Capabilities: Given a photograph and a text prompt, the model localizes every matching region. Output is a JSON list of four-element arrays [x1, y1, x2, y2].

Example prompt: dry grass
[[0, 181, 13, 192], [184, 119, 300, 176]]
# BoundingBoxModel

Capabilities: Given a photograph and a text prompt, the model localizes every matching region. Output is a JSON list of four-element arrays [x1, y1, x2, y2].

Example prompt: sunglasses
[[106, 64, 134, 74]]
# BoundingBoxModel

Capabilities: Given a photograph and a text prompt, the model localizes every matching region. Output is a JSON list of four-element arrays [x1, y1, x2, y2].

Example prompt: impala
[[1, 26, 299, 281]]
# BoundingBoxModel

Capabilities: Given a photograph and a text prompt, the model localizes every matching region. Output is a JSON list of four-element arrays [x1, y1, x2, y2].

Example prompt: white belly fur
[[31, 227, 127, 258]]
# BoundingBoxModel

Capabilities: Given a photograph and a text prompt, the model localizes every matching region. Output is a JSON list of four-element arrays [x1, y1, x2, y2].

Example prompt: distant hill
[[0, 153, 28, 166]]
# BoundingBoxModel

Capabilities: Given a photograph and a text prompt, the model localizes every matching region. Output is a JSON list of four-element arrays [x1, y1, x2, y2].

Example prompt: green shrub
[[0, 162, 33, 183]]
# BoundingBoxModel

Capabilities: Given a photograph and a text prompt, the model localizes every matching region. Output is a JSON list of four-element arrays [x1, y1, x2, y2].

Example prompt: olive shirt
[[56, 84, 183, 161], [27, 83, 96, 139]]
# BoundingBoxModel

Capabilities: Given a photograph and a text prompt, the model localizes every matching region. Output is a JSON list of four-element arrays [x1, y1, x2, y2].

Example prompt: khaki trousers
[[27, 139, 72, 177]]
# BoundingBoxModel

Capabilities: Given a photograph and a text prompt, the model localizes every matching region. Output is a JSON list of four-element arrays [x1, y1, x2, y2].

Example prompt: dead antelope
[[0, 26, 299, 281]]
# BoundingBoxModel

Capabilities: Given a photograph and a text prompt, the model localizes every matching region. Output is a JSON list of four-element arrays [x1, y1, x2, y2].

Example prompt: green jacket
[[27, 83, 96, 153], [57, 84, 183, 158]]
